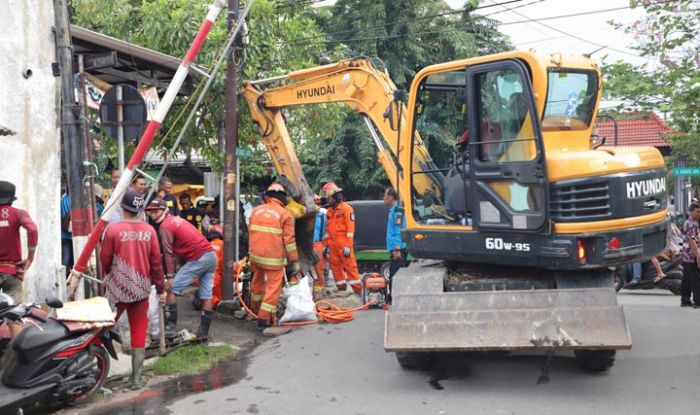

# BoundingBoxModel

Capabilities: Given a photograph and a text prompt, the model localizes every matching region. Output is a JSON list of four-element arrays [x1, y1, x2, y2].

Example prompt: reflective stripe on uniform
[[285, 242, 297, 252], [335, 279, 347, 286], [346, 232, 353, 237], [250, 224, 283, 234], [260, 302, 277, 313], [251, 294, 263, 302], [250, 253, 287, 266], [348, 279, 361, 286]]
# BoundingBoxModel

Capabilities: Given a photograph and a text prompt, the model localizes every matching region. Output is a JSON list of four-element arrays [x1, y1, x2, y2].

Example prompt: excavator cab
[[409, 59, 549, 231]]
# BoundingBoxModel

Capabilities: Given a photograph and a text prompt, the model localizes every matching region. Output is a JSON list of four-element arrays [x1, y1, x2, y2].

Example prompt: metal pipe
[[117, 85, 125, 171], [363, 115, 385, 151], [598, 114, 618, 146], [246, 74, 289, 86]]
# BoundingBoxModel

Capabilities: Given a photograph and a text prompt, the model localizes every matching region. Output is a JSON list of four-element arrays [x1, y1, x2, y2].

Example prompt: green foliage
[[72, 0, 514, 198], [152, 344, 237, 376], [603, 0, 700, 166]]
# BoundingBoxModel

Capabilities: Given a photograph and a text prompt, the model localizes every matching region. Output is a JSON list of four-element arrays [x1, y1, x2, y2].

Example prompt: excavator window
[[410, 69, 470, 225], [474, 68, 536, 163], [541, 69, 598, 131]]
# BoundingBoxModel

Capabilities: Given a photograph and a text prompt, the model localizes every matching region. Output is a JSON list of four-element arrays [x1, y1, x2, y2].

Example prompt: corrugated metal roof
[[70, 25, 207, 87]]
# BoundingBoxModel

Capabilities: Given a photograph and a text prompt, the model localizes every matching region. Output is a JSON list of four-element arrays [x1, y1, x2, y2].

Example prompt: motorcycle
[[0, 292, 120, 414], [613, 255, 683, 295]]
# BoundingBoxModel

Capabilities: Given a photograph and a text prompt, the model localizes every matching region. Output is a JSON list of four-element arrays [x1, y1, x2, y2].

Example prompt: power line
[[490, 1, 645, 57], [279, 0, 525, 46]]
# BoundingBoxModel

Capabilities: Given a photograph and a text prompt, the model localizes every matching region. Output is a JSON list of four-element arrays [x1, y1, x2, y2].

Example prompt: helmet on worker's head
[[264, 182, 287, 205], [195, 195, 215, 207], [265, 182, 287, 195], [320, 182, 342, 199], [207, 224, 224, 241]]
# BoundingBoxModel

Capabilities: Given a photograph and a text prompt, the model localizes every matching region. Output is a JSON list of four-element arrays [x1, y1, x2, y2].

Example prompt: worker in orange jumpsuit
[[312, 194, 327, 299], [206, 225, 225, 309], [248, 183, 300, 330], [321, 182, 362, 294]]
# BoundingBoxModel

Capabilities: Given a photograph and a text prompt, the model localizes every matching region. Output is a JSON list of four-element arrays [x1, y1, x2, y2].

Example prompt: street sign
[[673, 167, 700, 176], [99, 84, 147, 140], [236, 147, 253, 159]]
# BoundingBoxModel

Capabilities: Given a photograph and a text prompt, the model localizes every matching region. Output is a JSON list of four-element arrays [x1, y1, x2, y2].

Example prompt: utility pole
[[222, 0, 240, 302], [54, 0, 93, 297]]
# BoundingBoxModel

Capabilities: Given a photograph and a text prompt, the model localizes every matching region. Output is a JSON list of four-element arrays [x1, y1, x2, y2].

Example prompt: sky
[[449, 0, 651, 66]]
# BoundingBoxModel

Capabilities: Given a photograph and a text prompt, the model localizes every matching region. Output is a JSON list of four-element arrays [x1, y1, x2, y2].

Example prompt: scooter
[[613, 255, 683, 295], [0, 292, 120, 414]]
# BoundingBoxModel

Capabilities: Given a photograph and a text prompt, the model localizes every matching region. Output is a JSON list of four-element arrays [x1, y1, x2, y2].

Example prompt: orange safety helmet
[[320, 182, 342, 199], [266, 182, 287, 195]]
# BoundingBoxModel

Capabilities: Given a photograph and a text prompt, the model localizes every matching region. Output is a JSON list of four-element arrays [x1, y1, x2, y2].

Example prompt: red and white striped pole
[[68, 0, 226, 292]]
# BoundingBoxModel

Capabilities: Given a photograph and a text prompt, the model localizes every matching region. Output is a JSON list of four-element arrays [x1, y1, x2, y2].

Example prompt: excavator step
[[385, 287, 631, 352]]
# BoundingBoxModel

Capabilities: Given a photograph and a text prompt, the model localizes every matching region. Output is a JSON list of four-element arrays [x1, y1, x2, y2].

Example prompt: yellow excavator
[[243, 51, 668, 372]]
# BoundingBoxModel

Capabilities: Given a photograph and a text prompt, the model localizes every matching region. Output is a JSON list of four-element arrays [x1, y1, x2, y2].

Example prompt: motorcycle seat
[[12, 319, 68, 353]]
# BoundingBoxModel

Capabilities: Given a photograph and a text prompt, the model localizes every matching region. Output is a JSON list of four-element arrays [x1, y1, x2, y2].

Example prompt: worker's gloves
[[342, 247, 351, 257], [291, 261, 301, 273]]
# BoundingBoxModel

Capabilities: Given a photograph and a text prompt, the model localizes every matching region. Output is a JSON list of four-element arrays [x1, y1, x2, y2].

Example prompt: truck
[[242, 51, 668, 372]]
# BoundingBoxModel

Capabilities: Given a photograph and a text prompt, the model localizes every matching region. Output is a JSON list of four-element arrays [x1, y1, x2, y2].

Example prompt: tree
[[603, 0, 700, 166], [297, 0, 513, 198], [71, 0, 336, 185]]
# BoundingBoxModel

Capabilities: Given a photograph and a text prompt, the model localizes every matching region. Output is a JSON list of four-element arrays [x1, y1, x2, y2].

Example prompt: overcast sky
[[449, 0, 651, 66]]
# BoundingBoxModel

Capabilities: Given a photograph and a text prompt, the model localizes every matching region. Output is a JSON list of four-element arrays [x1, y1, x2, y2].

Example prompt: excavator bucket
[[385, 263, 631, 352]]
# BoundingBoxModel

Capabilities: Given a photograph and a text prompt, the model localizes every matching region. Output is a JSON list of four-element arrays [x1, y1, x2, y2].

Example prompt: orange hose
[[234, 266, 375, 326]]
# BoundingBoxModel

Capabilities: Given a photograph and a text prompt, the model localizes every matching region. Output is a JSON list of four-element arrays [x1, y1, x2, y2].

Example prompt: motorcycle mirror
[[45, 296, 64, 309]]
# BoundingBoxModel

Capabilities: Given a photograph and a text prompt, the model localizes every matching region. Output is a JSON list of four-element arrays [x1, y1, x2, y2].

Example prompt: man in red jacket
[[146, 198, 216, 339], [0, 181, 38, 337], [100, 189, 164, 389]]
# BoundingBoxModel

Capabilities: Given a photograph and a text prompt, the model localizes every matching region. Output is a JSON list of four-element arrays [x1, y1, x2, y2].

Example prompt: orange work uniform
[[326, 201, 361, 294], [210, 238, 224, 308], [248, 198, 298, 323]]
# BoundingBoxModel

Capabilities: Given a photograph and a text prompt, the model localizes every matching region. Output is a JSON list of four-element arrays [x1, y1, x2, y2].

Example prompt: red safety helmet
[[207, 224, 223, 241], [320, 182, 342, 199]]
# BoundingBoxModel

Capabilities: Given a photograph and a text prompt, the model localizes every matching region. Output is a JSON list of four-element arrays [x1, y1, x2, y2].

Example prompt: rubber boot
[[130, 348, 147, 390], [164, 304, 178, 340], [256, 319, 270, 332], [196, 310, 215, 339]]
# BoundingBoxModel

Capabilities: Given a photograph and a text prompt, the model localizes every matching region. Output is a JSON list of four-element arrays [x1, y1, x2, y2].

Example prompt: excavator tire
[[574, 350, 616, 373], [395, 352, 434, 370]]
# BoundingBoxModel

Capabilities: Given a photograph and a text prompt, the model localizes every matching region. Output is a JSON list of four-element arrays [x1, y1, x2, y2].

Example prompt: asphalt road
[[166, 290, 700, 415]]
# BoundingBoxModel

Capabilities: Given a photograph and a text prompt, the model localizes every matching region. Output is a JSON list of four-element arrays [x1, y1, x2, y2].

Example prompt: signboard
[[98, 84, 147, 140], [673, 167, 700, 176], [236, 147, 253, 159]]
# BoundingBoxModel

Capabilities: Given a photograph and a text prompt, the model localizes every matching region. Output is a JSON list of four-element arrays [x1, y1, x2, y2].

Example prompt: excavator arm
[[242, 58, 441, 217]]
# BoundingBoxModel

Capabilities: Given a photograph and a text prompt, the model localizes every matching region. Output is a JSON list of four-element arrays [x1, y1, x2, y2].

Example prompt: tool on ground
[[361, 273, 389, 309]]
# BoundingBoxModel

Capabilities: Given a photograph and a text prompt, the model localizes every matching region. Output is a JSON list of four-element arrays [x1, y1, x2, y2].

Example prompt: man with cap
[[100, 189, 165, 389], [248, 183, 300, 330], [145, 198, 216, 339], [0, 181, 38, 337], [322, 182, 362, 294]]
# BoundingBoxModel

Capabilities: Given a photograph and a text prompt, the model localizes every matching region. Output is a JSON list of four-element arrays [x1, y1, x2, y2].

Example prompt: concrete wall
[[0, 1, 64, 302]]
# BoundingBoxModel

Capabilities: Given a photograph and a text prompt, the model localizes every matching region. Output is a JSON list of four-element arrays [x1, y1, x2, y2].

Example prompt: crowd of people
[[5, 170, 700, 389]]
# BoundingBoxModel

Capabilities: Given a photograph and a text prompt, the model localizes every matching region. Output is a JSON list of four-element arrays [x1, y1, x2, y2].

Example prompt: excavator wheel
[[395, 352, 434, 370], [574, 350, 616, 373]]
